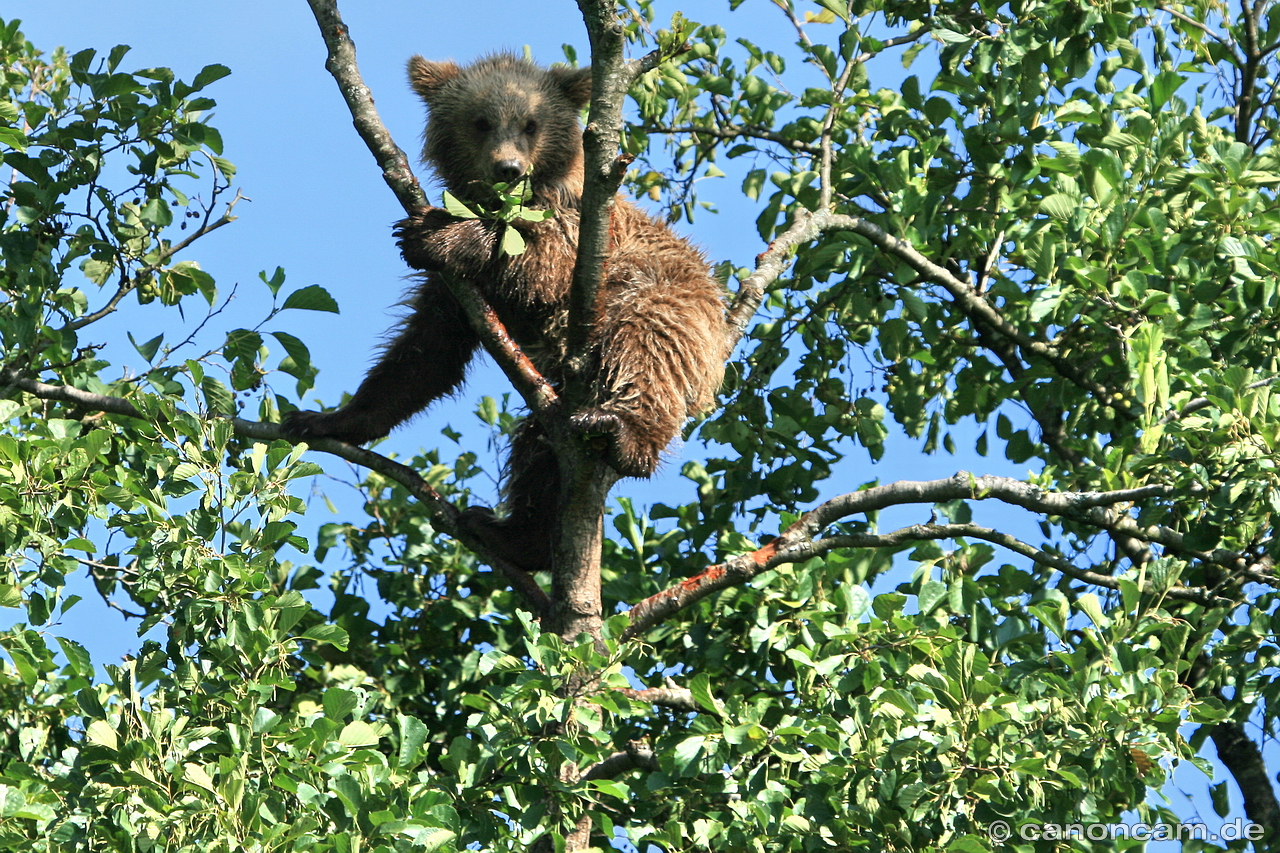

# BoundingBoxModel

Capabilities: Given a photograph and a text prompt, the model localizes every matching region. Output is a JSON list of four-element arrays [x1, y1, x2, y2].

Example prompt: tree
[[1, 0, 1279, 849]]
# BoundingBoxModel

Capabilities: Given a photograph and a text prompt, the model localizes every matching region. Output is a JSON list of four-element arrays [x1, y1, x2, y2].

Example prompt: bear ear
[[407, 56, 461, 102], [549, 65, 593, 109]]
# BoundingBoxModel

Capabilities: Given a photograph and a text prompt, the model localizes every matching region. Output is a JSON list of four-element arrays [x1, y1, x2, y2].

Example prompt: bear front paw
[[395, 208, 495, 274]]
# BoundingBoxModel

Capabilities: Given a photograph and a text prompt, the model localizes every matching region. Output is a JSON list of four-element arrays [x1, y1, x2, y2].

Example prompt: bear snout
[[494, 158, 525, 184]]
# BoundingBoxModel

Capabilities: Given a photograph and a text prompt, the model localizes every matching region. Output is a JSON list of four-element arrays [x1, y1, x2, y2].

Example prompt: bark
[[1212, 722, 1280, 850]]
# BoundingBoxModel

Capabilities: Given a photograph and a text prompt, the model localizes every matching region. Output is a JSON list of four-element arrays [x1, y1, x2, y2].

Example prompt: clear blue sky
[[8, 1, 1257, 839]]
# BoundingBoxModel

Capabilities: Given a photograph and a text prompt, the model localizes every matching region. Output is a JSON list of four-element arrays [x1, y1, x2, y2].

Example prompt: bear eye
[[474, 117, 492, 133], [523, 119, 537, 136]]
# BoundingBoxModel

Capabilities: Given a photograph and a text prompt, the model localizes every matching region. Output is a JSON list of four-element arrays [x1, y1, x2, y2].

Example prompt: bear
[[285, 53, 728, 573]]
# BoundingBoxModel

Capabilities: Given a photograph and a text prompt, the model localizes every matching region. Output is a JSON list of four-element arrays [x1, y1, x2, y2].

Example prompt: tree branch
[[820, 211, 1115, 400], [1211, 721, 1280, 844], [306, 0, 559, 428], [566, 2, 641, 370], [0, 368, 551, 616], [617, 686, 701, 713], [64, 190, 244, 334], [788, 521, 1187, 600], [304, 0, 426, 213], [726, 208, 817, 347], [580, 740, 660, 781], [621, 471, 1233, 640], [726, 207, 1121, 408], [647, 122, 821, 154]]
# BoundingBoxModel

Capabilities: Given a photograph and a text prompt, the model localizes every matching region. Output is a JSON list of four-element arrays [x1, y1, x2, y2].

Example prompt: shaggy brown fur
[[286, 54, 727, 571]]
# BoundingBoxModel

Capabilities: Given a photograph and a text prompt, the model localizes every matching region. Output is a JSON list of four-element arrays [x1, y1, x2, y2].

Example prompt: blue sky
[[8, 1, 1261, 838]]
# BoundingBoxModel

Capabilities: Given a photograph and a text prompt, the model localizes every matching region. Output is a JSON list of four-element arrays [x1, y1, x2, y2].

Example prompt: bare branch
[[820, 211, 1115, 400], [617, 686, 701, 713], [74, 557, 147, 620], [304, 0, 426, 214], [444, 274, 561, 416], [64, 192, 244, 333], [726, 208, 817, 346], [622, 471, 1231, 640], [818, 44, 859, 209], [788, 522, 1195, 600], [567, 1, 638, 371], [727, 207, 1122, 406], [304, 0, 558, 431], [851, 27, 932, 65], [1211, 721, 1280, 839], [1155, 1, 1238, 53]]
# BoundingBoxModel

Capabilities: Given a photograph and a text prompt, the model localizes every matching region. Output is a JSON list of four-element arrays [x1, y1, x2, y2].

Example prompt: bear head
[[408, 53, 593, 208]]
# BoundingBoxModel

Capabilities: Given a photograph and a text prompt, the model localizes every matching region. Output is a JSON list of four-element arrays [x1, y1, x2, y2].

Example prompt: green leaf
[[85, 720, 118, 751], [1039, 194, 1079, 220], [129, 332, 164, 363], [500, 226, 526, 256], [688, 672, 724, 715], [201, 376, 235, 416], [396, 714, 429, 769], [442, 190, 479, 219], [182, 763, 216, 793], [282, 284, 340, 313], [303, 624, 350, 650], [55, 637, 92, 677], [259, 266, 286, 296], [1075, 593, 1109, 628], [917, 579, 947, 615], [339, 720, 381, 747], [190, 63, 231, 92]]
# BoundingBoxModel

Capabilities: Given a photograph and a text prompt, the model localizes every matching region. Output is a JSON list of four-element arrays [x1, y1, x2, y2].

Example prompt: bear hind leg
[[460, 419, 560, 573]]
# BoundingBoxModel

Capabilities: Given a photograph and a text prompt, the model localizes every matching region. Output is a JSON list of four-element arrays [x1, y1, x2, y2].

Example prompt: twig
[[63, 192, 244, 333], [580, 740, 659, 781], [648, 123, 821, 154]]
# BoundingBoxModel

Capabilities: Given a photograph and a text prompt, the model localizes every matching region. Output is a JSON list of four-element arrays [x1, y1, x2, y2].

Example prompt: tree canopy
[[1, 0, 1279, 851]]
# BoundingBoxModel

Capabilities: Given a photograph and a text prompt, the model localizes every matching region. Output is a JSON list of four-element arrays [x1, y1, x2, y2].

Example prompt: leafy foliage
[[1, 2, 1280, 851]]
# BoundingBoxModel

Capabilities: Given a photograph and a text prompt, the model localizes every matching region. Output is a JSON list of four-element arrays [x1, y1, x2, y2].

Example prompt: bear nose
[[494, 159, 525, 184]]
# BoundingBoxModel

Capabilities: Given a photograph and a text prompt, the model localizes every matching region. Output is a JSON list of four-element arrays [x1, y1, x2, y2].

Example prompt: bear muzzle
[[493, 158, 526, 184]]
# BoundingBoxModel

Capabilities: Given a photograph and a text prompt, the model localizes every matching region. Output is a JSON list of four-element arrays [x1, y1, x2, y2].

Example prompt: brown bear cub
[[285, 53, 727, 572]]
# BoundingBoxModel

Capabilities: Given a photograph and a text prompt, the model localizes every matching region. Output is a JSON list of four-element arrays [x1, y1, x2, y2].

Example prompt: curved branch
[[820, 211, 1114, 400], [726, 208, 818, 347], [0, 368, 551, 616], [1211, 721, 1280, 841], [787, 521, 1210, 603], [441, 272, 561, 417], [648, 123, 821, 154], [65, 192, 244, 334], [567, 5, 668, 370], [621, 471, 1235, 640], [303, 3, 557, 438]]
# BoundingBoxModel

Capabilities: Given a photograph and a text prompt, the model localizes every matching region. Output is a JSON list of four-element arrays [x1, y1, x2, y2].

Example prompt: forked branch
[[621, 471, 1238, 640]]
